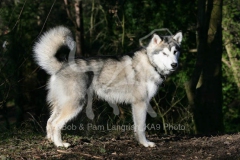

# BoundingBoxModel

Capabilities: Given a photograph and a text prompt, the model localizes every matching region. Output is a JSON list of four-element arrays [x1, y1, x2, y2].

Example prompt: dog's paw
[[56, 142, 71, 148], [147, 141, 156, 147], [63, 142, 71, 148], [141, 141, 156, 147]]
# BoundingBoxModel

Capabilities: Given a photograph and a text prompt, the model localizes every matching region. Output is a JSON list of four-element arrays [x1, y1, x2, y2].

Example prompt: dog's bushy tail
[[33, 26, 75, 75]]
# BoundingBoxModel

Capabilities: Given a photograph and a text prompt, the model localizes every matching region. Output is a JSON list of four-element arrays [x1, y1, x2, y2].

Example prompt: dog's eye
[[174, 50, 178, 55], [163, 52, 167, 55]]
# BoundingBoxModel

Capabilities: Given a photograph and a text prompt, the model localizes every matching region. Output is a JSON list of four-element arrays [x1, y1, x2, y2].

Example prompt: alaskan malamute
[[33, 26, 182, 147]]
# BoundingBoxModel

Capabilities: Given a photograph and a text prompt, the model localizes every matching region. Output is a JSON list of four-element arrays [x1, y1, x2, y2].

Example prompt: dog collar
[[152, 65, 167, 81], [160, 73, 167, 80]]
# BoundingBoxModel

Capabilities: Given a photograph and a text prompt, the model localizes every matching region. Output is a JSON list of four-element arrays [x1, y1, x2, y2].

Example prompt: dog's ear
[[173, 32, 183, 44], [150, 34, 162, 45]]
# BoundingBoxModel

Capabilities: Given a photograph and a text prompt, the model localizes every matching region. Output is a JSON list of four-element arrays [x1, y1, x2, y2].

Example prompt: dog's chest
[[146, 74, 163, 99]]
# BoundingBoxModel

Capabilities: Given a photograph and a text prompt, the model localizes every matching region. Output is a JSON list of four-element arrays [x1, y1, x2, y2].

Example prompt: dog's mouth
[[170, 69, 177, 72], [162, 69, 175, 76]]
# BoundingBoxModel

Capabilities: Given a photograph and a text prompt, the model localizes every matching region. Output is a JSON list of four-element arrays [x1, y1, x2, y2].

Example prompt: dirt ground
[[1, 128, 240, 160]]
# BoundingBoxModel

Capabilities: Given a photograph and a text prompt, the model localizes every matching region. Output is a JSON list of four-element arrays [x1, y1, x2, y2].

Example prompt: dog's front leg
[[132, 101, 156, 147]]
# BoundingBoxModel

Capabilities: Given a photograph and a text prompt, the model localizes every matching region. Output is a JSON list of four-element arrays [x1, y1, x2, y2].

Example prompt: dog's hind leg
[[51, 99, 85, 148], [132, 101, 156, 147], [86, 87, 94, 120], [108, 102, 119, 115], [46, 106, 59, 142]]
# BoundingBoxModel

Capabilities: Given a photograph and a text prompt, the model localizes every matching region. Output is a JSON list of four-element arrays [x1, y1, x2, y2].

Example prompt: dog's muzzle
[[171, 63, 178, 69]]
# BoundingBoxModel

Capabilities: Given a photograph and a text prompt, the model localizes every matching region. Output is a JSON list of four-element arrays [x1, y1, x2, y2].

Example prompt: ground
[[0, 128, 240, 160]]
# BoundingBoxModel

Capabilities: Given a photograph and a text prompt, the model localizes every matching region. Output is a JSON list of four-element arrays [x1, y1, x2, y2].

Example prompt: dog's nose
[[171, 63, 178, 68]]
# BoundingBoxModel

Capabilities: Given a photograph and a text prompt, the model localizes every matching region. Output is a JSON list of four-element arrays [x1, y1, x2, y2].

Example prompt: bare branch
[[221, 57, 231, 68]]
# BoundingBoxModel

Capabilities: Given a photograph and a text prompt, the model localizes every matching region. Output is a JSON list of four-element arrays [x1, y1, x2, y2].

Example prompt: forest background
[[0, 0, 239, 136]]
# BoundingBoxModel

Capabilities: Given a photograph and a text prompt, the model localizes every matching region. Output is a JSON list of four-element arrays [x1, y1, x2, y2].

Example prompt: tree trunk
[[90, 0, 95, 45], [74, 0, 84, 57], [64, 0, 84, 56], [185, 0, 223, 134]]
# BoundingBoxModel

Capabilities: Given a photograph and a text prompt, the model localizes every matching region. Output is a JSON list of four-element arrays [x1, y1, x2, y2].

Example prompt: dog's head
[[147, 32, 182, 75]]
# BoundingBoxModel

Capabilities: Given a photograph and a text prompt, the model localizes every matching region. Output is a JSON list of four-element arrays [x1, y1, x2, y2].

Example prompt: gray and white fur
[[33, 26, 182, 148]]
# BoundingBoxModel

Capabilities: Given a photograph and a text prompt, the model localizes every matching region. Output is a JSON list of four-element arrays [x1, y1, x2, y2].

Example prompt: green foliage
[[222, 0, 240, 133]]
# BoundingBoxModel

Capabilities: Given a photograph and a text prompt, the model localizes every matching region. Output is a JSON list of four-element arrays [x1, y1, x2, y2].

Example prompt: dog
[[33, 26, 182, 148]]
